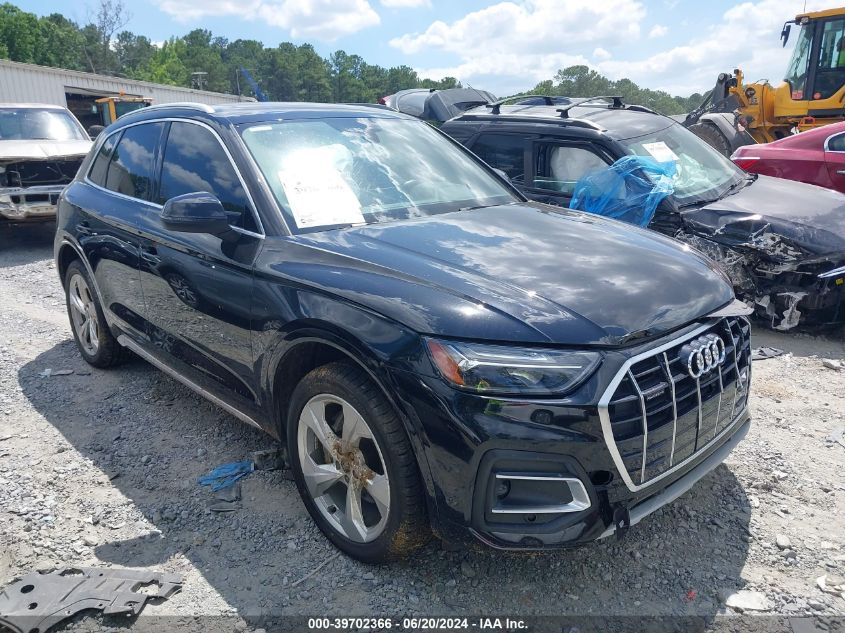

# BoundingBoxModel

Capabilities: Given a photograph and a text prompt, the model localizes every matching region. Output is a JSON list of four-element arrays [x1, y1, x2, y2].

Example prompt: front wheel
[[287, 362, 429, 562]]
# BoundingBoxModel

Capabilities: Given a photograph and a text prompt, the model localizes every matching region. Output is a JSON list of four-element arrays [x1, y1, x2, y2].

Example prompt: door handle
[[140, 246, 159, 264], [836, 169, 845, 175]]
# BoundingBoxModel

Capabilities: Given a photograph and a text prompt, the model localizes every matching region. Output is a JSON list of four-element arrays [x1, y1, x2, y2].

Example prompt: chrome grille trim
[[627, 370, 648, 484], [661, 351, 678, 467], [598, 318, 750, 493]]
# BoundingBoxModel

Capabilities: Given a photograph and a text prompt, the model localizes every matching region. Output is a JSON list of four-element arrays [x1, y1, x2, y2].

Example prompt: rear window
[[88, 134, 118, 187]]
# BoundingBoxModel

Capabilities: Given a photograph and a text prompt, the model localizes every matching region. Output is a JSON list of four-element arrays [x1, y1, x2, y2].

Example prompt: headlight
[[425, 338, 601, 396]]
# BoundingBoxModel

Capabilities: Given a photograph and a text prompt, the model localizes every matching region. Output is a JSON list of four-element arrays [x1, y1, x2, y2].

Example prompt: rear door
[[823, 131, 845, 192], [135, 119, 263, 403], [77, 122, 164, 337], [523, 141, 611, 207]]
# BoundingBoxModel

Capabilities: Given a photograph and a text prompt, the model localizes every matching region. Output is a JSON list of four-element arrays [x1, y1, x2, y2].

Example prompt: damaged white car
[[0, 104, 91, 223]]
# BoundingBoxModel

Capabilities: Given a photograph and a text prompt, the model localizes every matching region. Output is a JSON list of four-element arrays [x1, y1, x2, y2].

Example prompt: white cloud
[[593, 0, 831, 95], [380, 0, 430, 7], [390, 0, 645, 55], [399, 0, 832, 98], [153, 0, 380, 40]]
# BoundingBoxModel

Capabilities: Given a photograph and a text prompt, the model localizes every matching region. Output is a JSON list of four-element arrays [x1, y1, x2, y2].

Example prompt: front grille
[[4, 159, 83, 187], [604, 317, 751, 488]]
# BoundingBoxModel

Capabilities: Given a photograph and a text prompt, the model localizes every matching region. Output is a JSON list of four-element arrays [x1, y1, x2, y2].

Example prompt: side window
[[828, 133, 845, 152], [533, 145, 609, 196], [104, 123, 163, 201], [471, 134, 525, 182], [88, 134, 118, 187], [814, 19, 845, 99], [158, 122, 255, 231]]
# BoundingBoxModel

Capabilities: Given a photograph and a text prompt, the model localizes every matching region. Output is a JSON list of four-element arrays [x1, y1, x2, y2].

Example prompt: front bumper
[[0, 185, 64, 220], [390, 317, 752, 550]]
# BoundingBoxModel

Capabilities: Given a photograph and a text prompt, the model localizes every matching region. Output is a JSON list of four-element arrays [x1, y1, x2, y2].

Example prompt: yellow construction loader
[[93, 95, 152, 126], [684, 7, 845, 155]]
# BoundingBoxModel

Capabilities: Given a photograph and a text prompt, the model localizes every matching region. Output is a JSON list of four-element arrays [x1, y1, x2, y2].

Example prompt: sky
[[23, 0, 830, 97]]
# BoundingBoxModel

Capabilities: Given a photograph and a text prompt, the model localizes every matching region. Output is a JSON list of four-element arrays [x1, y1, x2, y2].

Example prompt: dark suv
[[441, 100, 845, 330], [55, 102, 751, 562]]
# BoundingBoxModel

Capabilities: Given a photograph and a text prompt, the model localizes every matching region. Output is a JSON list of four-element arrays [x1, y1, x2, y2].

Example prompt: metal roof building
[[0, 59, 252, 127]]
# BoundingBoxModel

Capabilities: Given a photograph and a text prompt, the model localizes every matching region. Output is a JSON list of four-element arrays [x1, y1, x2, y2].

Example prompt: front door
[[136, 120, 263, 403]]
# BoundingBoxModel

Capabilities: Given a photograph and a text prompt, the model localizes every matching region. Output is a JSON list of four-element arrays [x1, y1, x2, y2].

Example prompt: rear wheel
[[287, 362, 429, 562], [689, 122, 732, 157], [64, 260, 129, 368]]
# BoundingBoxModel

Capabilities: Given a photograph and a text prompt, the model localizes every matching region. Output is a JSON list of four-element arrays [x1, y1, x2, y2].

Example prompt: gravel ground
[[0, 222, 844, 631]]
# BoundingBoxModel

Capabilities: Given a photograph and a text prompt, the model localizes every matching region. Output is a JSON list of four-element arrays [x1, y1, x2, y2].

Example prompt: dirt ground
[[0, 222, 844, 631]]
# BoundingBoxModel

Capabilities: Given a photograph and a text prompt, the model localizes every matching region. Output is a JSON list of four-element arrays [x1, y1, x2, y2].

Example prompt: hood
[[681, 174, 845, 259], [271, 204, 734, 346], [0, 139, 92, 162]]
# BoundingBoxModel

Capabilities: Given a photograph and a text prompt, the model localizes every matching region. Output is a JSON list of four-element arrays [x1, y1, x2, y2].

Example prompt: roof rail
[[485, 94, 560, 115], [557, 96, 624, 118], [143, 102, 216, 113]]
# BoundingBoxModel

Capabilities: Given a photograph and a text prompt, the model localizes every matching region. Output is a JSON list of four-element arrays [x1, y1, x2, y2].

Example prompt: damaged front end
[[675, 205, 845, 331], [0, 157, 84, 221]]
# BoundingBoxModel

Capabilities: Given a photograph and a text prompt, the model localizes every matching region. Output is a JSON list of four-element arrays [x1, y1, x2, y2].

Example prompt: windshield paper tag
[[278, 169, 365, 228], [641, 141, 678, 163]]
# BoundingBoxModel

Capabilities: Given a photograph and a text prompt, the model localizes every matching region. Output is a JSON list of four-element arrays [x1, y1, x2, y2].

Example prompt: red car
[[731, 121, 845, 192]]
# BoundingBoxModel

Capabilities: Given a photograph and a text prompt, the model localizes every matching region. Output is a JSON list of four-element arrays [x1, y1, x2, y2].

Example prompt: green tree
[[0, 3, 40, 62]]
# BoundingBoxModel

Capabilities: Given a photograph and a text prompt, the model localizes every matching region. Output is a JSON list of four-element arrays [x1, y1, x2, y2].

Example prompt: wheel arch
[[264, 324, 439, 522], [56, 238, 83, 282]]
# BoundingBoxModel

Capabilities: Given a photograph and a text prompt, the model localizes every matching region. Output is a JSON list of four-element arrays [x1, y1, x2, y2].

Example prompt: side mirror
[[781, 23, 791, 47], [88, 125, 105, 139], [161, 192, 231, 235]]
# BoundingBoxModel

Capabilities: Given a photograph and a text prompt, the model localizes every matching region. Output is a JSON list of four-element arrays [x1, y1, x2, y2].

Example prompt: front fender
[[252, 294, 439, 529]]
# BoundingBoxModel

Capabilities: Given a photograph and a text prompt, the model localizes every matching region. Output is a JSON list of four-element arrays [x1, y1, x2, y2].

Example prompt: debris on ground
[[38, 368, 74, 378], [208, 481, 242, 513], [0, 567, 181, 633], [251, 448, 288, 471], [817, 575, 845, 599], [197, 461, 254, 492], [723, 590, 771, 612], [822, 358, 845, 370], [751, 347, 786, 361], [828, 426, 845, 450]]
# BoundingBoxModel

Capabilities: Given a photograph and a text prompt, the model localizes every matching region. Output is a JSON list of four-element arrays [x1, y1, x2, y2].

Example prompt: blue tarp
[[198, 461, 254, 491], [568, 156, 676, 227]]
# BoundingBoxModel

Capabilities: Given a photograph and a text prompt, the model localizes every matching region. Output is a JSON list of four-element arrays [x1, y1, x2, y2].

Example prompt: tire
[[64, 260, 129, 368], [287, 361, 430, 563], [689, 122, 732, 157]]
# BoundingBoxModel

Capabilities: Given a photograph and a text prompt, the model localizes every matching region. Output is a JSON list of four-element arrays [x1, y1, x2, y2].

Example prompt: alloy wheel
[[296, 394, 390, 543], [68, 273, 99, 356]]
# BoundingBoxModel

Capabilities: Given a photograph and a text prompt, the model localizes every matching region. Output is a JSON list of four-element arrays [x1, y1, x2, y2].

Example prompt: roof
[[121, 101, 413, 126], [796, 7, 845, 20], [451, 103, 676, 140], [0, 103, 68, 110]]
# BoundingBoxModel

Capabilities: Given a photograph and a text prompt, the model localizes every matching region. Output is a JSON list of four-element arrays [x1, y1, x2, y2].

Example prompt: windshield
[[621, 122, 745, 206], [0, 108, 87, 141], [241, 117, 517, 232], [784, 22, 813, 99]]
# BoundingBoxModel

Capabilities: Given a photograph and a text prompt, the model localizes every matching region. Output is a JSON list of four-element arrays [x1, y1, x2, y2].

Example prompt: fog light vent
[[490, 474, 591, 514]]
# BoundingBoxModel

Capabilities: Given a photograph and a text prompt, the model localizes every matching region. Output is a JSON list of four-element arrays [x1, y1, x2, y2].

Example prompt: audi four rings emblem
[[679, 334, 726, 379]]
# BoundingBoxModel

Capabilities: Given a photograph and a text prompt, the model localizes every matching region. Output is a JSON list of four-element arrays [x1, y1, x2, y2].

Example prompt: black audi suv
[[55, 102, 751, 562]]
